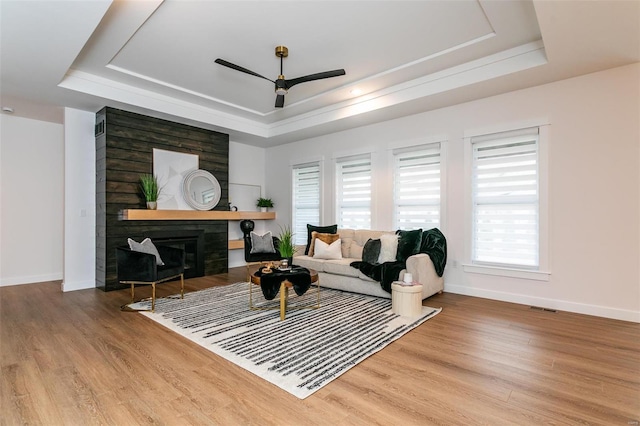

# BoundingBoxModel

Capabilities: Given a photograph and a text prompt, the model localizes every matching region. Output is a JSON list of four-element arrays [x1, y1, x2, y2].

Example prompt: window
[[393, 143, 441, 230], [335, 154, 371, 229], [292, 162, 321, 245], [471, 127, 539, 269]]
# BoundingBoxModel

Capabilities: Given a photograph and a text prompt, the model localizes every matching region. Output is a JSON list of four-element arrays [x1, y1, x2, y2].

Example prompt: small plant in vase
[[277, 224, 296, 266], [257, 197, 274, 212], [140, 174, 161, 210]]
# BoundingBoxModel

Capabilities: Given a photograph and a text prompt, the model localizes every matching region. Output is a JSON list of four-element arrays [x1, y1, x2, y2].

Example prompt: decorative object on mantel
[[153, 148, 199, 210], [139, 174, 161, 210], [277, 224, 296, 266], [182, 169, 221, 211], [130, 282, 441, 399], [257, 197, 274, 212]]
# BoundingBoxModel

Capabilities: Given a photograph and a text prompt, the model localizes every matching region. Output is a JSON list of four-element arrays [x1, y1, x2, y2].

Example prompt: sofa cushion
[[309, 231, 340, 257], [378, 233, 399, 263], [352, 230, 390, 258], [128, 237, 164, 266], [338, 229, 355, 258], [323, 258, 360, 277], [293, 255, 327, 272], [362, 238, 381, 264], [250, 231, 276, 254], [313, 238, 343, 260], [305, 224, 338, 255], [350, 242, 364, 259], [396, 229, 423, 262]]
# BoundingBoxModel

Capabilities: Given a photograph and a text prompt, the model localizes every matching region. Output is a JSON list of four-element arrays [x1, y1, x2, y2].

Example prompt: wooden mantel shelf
[[120, 209, 276, 221]]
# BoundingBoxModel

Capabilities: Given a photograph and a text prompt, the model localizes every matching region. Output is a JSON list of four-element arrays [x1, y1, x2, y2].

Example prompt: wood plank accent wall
[[95, 107, 229, 291]]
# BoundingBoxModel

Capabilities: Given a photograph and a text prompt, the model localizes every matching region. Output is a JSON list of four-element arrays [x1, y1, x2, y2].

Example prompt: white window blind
[[336, 154, 371, 229], [292, 162, 321, 245], [393, 143, 441, 230], [471, 127, 539, 269]]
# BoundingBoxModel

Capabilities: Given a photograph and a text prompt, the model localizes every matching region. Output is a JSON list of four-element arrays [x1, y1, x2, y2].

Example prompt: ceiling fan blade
[[214, 59, 274, 83], [275, 94, 285, 108], [285, 69, 346, 89]]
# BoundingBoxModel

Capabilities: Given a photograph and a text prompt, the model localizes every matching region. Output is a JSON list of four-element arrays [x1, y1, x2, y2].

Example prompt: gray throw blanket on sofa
[[350, 228, 447, 293]]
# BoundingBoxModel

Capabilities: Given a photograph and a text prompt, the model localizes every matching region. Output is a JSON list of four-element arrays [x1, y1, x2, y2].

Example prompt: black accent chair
[[116, 245, 185, 312], [241, 220, 282, 280]]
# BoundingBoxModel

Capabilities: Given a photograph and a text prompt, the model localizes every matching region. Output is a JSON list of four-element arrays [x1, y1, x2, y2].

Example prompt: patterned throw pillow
[[128, 238, 165, 266], [362, 238, 381, 264], [250, 231, 276, 254], [305, 224, 338, 255], [312, 238, 343, 260], [309, 232, 340, 257]]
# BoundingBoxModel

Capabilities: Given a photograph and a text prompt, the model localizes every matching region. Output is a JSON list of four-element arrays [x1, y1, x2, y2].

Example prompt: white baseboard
[[444, 283, 640, 323], [61, 280, 95, 292], [0, 273, 63, 287]]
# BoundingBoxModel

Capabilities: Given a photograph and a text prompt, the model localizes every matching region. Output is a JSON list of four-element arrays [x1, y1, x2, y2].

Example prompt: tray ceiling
[[1, 0, 638, 146]]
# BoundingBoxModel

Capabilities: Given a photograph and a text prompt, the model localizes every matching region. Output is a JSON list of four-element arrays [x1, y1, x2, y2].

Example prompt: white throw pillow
[[128, 238, 165, 266], [377, 233, 399, 263], [313, 238, 343, 260]]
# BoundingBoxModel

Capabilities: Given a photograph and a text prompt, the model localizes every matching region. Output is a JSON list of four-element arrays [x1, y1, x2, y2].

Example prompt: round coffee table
[[249, 267, 319, 320]]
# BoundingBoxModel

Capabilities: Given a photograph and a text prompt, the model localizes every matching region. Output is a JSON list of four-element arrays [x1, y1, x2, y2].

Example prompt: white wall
[[62, 108, 96, 291], [228, 141, 266, 267], [0, 115, 64, 286], [264, 63, 640, 322], [0, 113, 267, 282]]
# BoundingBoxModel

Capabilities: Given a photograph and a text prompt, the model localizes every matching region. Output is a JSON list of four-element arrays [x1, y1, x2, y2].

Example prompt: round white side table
[[391, 282, 423, 317]]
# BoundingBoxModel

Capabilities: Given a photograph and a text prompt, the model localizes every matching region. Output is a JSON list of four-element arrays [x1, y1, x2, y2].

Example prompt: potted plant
[[257, 197, 274, 212], [140, 174, 161, 210], [277, 224, 296, 266]]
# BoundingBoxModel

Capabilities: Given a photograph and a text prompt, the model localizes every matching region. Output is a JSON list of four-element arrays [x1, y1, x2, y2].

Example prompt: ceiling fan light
[[275, 87, 288, 95]]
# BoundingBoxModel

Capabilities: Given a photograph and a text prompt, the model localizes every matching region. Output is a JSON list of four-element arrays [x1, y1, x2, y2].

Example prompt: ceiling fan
[[215, 46, 346, 108]]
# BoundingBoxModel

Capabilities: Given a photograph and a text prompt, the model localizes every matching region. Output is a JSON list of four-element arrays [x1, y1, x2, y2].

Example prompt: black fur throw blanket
[[349, 260, 406, 293], [350, 228, 447, 293], [254, 266, 312, 300]]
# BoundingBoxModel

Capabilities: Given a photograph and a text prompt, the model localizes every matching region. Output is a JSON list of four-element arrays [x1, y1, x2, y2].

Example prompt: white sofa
[[294, 229, 444, 300]]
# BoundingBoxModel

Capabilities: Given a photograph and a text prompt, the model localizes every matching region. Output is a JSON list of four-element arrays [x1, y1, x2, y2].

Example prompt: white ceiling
[[1, 0, 638, 147]]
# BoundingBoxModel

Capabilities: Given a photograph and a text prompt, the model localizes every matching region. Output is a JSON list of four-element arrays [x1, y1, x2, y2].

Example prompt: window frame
[[291, 160, 322, 246], [334, 153, 372, 230], [463, 124, 550, 281], [391, 142, 442, 231]]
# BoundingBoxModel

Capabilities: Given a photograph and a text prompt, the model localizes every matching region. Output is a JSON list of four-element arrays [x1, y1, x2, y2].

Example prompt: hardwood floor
[[2, 268, 639, 425]]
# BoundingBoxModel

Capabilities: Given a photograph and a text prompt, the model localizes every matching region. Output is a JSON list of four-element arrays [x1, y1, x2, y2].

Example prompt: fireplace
[[145, 230, 205, 279]]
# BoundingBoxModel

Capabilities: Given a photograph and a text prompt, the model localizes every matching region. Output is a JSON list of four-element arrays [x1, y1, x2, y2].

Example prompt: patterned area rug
[[131, 282, 441, 399]]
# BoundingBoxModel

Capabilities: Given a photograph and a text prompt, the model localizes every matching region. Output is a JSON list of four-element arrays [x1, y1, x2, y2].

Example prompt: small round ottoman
[[391, 282, 423, 317]]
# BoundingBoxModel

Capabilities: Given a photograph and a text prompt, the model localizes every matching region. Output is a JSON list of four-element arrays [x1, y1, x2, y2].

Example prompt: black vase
[[239, 220, 254, 236]]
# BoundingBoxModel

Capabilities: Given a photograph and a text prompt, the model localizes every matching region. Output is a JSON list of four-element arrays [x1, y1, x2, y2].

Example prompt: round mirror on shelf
[[182, 169, 221, 210]]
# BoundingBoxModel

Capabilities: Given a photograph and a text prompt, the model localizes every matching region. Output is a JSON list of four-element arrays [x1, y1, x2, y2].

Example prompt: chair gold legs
[[121, 273, 185, 313]]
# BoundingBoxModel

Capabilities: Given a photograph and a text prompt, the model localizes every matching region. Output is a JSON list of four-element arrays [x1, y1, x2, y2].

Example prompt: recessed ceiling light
[[1, 107, 14, 114], [350, 89, 362, 96]]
